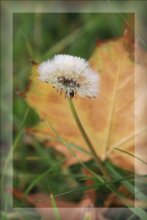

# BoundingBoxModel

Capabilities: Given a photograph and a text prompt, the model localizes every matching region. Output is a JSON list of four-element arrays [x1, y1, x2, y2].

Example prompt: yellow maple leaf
[[24, 32, 146, 172]]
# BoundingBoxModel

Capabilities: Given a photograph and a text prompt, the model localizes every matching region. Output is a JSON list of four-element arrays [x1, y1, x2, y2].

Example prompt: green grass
[[50, 193, 62, 220]]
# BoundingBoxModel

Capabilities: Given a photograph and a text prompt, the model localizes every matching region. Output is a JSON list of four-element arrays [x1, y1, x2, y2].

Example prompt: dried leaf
[[24, 31, 146, 172]]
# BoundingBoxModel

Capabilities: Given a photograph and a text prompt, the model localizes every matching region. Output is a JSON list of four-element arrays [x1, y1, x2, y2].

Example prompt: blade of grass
[[129, 208, 147, 220], [54, 183, 102, 198], [54, 176, 146, 207], [114, 148, 147, 165], [46, 119, 92, 156], [33, 172, 144, 205], [106, 162, 147, 201], [64, 141, 92, 155], [50, 193, 62, 220], [24, 158, 65, 195], [31, 141, 53, 167], [1, 109, 29, 192], [126, 213, 137, 220]]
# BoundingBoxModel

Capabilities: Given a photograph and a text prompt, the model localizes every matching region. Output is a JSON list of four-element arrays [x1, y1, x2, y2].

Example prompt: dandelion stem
[[68, 98, 110, 180]]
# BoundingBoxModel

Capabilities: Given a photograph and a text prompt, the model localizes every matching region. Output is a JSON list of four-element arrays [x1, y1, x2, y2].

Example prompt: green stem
[[67, 98, 110, 180]]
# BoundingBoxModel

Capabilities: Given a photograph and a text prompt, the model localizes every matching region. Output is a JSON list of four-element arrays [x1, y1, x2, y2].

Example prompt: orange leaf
[[24, 31, 147, 172]]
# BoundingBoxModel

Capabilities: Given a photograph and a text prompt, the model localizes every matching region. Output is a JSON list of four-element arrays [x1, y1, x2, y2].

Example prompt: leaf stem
[[67, 98, 110, 180]]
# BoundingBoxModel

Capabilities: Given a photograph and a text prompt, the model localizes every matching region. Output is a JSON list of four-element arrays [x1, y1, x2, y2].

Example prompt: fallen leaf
[[24, 28, 146, 172]]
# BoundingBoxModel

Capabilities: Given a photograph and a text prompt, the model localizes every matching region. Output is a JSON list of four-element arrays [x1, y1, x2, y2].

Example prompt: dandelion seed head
[[38, 54, 100, 98]]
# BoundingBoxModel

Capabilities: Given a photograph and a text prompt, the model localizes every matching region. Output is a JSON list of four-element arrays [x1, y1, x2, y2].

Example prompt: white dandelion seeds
[[38, 54, 100, 98]]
